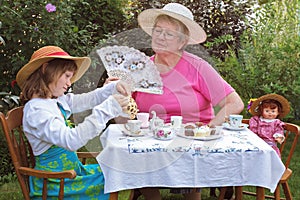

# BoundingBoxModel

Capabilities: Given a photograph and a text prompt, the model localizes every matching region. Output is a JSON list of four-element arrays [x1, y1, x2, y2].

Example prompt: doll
[[248, 94, 290, 157]]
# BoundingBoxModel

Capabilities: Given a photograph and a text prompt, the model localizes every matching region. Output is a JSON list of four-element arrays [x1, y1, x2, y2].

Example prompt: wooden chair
[[218, 119, 300, 200], [0, 106, 119, 200]]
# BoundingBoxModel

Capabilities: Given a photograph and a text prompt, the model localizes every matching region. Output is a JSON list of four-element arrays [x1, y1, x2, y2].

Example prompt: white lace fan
[[97, 45, 163, 94]]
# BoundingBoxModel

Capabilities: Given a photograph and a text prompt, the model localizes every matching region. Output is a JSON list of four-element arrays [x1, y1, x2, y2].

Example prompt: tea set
[[124, 111, 180, 140], [124, 112, 247, 139]]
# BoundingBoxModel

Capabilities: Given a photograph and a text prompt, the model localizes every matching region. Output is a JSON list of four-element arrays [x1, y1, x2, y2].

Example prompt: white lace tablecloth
[[96, 124, 285, 194]]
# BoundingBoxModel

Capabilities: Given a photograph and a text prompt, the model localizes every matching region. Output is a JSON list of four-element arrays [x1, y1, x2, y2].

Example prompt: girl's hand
[[116, 81, 131, 96], [104, 77, 119, 85], [112, 94, 130, 113]]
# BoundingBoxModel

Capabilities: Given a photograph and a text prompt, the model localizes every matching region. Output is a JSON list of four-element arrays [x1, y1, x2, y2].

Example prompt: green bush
[[0, 128, 15, 186], [214, 0, 300, 120], [0, 0, 132, 93]]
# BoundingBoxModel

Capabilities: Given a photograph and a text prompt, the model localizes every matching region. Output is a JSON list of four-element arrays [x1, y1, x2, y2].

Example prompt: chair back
[[279, 123, 300, 168], [0, 106, 33, 200]]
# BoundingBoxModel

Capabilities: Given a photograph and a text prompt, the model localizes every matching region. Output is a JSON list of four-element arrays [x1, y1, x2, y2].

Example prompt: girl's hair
[[20, 59, 77, 104], [153, 14, 189, 48], [259, 99, 283, 118]]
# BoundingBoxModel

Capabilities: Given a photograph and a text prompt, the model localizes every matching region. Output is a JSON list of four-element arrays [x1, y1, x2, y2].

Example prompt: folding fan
[[97, 45, 163, 94]]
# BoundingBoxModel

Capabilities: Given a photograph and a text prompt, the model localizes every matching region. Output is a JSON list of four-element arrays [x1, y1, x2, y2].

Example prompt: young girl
[[16, 46, 132, 199], [248, 94, 290, 157]]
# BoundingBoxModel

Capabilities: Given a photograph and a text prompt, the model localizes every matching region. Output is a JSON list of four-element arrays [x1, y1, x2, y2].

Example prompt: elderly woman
[[134, 3, 244, 128], [130, 2, 244, 200]]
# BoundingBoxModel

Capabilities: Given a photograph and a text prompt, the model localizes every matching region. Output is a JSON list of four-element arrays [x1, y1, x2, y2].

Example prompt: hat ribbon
[[46, 52, 70, 56]]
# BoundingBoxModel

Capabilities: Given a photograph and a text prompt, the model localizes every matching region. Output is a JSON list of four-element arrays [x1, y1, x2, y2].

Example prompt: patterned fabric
[[29, 145, 109, 200]]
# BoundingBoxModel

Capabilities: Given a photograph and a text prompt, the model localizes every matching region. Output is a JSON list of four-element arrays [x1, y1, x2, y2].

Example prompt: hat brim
[[16, 55, 91, 89], [249, 94, 290, 118], [138, 9, 207, 44]]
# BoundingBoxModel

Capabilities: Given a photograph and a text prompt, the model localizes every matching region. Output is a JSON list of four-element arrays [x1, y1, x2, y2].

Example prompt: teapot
[[149, 111, 164, 132]]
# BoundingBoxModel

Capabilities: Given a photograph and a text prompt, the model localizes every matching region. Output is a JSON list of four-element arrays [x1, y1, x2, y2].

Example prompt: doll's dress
[[249, 116, 285, 157]]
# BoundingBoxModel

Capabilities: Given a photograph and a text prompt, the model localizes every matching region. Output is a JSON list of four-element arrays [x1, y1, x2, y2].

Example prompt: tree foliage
[[215, 0, 300, 120], [0, 0, 131, 93]]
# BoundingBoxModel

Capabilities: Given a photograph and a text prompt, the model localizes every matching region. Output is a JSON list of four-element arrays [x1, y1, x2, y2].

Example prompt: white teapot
[[149, 111, 164, 132]]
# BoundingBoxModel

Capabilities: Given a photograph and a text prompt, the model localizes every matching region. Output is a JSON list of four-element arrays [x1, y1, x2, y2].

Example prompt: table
[[96, 124, 285, 196]]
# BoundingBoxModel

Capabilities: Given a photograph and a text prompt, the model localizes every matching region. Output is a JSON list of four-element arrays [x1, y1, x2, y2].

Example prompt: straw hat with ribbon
[[16, 46, 91, 89], [138, 3, 207, 44], [249, 93, 290, 119]]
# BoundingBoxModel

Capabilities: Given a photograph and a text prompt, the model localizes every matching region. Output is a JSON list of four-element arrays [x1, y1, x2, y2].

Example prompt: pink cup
[[136, 112, 150, 128]]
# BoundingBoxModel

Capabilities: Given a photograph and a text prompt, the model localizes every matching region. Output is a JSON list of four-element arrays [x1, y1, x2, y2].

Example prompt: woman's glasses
[[152, 27, 180, 40]]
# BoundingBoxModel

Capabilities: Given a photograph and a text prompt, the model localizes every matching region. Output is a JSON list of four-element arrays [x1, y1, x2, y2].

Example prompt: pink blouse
[[132, 51, 234, 124]]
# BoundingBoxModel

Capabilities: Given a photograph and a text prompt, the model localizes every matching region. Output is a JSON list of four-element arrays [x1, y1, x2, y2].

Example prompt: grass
[[0, 181, 23, 199], [1, 185, 299, 200]]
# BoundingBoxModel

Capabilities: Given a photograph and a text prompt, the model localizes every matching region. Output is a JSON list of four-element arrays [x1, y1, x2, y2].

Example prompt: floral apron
[[29, 145, 109, 200]]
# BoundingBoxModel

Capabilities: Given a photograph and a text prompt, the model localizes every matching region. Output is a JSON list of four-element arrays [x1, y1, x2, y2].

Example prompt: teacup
[[154, 125, 174, 140], [125, 120, 142, 134], [171, 116, 183, 128], [229, 114, 243, 128], [136, 112, 150, 128]]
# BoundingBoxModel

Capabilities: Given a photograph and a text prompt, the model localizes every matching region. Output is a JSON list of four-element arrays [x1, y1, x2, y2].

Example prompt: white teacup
[[136, 112, 150, 128], [171, 116, 183, 128], [229, 114, 243, 128], [125, 120, 142, 134]]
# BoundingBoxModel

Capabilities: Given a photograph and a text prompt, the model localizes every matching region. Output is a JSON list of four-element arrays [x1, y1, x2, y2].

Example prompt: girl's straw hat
[[249, 93, 290, 118], [138, 3, 207, 44], [16, 46, 91, 89]]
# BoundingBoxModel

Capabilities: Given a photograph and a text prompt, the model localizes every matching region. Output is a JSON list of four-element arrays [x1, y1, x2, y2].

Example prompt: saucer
[[122, 130, 145, 137], [141, 122, 149, 129], [222, 123, 249, 131], [154, 135, 174, 140]]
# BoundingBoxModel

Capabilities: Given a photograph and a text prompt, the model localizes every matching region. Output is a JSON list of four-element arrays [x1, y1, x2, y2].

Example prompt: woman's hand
[[208, 92, 244, 126]]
